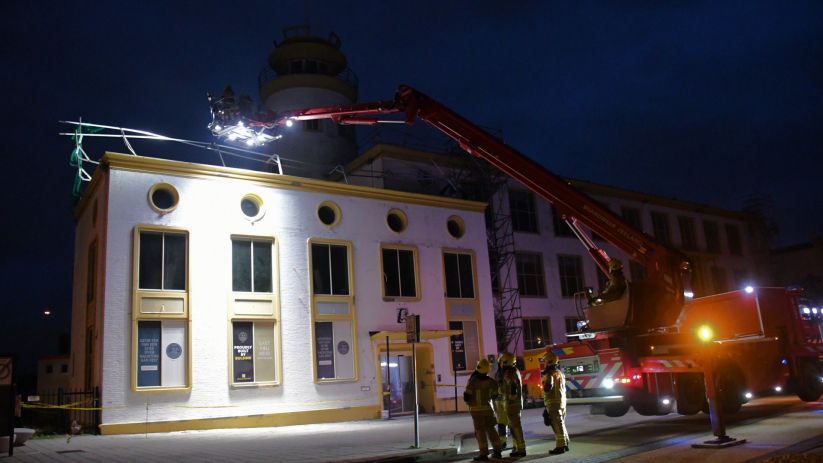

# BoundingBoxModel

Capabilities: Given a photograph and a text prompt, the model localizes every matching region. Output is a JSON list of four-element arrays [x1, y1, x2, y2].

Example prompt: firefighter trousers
[[505, 407, 526, 452], [471, 413, 502, 456], [547, 404, 569, 448]]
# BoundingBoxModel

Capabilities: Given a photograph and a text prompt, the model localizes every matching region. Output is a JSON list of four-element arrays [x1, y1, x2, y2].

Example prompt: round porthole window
[[447, 216, 465, 239], [386, 209, 407, 233], [317, 201, 341, 228], [240, 194, 265, 222], [148, 183, 179, 213]]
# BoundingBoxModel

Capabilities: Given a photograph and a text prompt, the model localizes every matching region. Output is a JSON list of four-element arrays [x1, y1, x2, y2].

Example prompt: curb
[[335, 448, 458, 463]]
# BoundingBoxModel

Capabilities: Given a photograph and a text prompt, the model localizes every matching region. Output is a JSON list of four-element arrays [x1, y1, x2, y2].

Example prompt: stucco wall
[[98, 166, 493, 425]]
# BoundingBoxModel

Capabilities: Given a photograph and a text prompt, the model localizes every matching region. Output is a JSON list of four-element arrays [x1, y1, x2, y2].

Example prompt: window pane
[[462, 320, 480, 370], [510, 191, 538, 233], [704, 221, 720, 253], [232, 321, 254, 383], [726, 224, 742, 255], [311, 244, 331, 295], [330, 245, 350, 296], [551, 205, 575, 237], [160, 320, 186, 387], [254, 322, 276, 383], [137, 320, 161, 387], [444, 253, 461, 298], [651, 212, 671, 245], [621, 207, 643, 231], [458, 254, 475, 299], [383, 248, 401, 297], [522, 320, 533, 349], [679, 216, 698, 251], [558, 255, 583, 297], [139, 232, 163, 290], [163, 233, 187, 290], [232, 240, 252, 292], [398, 250, 417, 298], [253, 241, 273, 293]]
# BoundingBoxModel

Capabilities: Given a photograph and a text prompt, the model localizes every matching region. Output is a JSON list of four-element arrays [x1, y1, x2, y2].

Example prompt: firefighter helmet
[[608, 259, 624, 273], [476, 358, 492, 375], [499, 352, 516, 368], [542, 351, 560, 366]]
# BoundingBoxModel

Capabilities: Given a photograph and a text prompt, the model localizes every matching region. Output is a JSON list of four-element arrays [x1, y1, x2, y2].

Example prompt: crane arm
[[266, 85, 693, 330]]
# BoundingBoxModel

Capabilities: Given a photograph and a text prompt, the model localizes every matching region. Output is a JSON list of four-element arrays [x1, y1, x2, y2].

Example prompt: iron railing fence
[[17, 387, 100, 435]]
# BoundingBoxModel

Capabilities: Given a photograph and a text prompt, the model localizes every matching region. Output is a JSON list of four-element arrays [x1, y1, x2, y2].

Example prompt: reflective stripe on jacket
[[542, 368, 566, 407]]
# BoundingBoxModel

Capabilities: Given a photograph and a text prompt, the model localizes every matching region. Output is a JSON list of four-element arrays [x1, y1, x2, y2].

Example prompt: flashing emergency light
[[782, 359, 787, 364], [286, 119, 294, 127], [603, 379, 614, 389], [814, 308, 819, 314], [745, 286, 754, 293], [698, 325, 713, 342], [745, 392, 752, 399], [684, 291, 694, 298], [775, 386, 782, 392], [804, 308, 812, 314], [662, 399, 671, 405]]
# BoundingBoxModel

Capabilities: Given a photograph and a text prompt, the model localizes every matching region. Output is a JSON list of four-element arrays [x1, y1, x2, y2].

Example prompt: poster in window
[[161, 320, 186, 387], [254, 322, 276, 383], [449, 321, 467, 371], [233, 322, 254, 383], [315, 321, 335, 379], [137, 321, 161, 387]]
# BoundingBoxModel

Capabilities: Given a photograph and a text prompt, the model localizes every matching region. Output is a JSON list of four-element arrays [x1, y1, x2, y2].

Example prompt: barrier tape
[[21, 396, 376, 411]]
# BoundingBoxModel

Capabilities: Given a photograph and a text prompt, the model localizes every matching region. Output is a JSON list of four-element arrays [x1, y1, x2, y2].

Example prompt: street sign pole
[[413, 342, 419, 448], [386, 335, 391, 420], [406, 314, 421, 448]]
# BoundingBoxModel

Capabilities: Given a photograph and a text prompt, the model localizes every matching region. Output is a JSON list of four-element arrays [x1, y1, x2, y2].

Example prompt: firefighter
[[542, 351, 569, 455], [588, 259, 627, 305], [493, 356, 509, 449], [499, 352, 526, 457], [463, 358, 503, 461]]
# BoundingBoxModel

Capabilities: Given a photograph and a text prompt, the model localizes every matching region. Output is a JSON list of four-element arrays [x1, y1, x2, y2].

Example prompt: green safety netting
[[69, 124, 104, 210]]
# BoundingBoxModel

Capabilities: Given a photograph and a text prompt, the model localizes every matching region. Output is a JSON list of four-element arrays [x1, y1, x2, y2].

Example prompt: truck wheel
[[675, 373, 705, 416], [632, 396, 672, 416], [604, 401, 630, 417], [796, 362, 823, 402], [716, 370, 743, 414]]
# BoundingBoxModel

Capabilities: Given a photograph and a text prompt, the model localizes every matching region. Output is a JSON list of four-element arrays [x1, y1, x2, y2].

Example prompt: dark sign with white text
[[233, 322, 254, 383], [449, 321, 467, 371], [137, 321, 161, 387], [315, 322, 335, 379]]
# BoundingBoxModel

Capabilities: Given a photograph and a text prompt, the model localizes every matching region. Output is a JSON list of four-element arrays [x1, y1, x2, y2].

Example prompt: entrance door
[[381, 354, 415, 415]]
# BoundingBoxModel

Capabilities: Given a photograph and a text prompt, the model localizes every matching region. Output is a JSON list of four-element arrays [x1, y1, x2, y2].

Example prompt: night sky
[[2, 1, 822, 372]]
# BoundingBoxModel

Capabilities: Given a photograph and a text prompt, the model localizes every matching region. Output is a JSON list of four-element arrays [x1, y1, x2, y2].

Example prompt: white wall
[[98, 166, 493, 425]]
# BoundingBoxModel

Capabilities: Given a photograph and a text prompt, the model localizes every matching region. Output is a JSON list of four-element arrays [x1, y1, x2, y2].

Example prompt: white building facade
[[70, 152, 495, 434]]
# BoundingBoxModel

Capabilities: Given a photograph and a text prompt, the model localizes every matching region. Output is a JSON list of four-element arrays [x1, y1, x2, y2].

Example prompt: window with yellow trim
[[380, 244, 419, 300], [229, 236, 280, 386], [309, 240, 357, 382], [132, 226, 190, 392], [443, 249, 482, 374]]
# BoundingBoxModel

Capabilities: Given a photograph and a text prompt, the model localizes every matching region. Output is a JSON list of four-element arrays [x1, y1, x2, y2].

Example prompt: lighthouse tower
[[259, 25, 359, 178]]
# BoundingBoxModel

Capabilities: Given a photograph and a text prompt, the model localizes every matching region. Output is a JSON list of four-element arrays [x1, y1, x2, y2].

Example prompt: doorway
[[381, 354, 415, 415], [377, 342, 435, 415]]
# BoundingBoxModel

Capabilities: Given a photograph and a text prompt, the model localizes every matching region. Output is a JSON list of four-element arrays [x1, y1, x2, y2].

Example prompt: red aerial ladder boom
[[222, 85, 693, 332]]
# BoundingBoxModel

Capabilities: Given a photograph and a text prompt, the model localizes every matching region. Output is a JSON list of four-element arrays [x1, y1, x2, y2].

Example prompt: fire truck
[[208, 84, 823, 418]]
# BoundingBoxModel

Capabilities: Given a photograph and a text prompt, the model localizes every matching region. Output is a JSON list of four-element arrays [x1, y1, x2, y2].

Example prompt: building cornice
[[96, 152, 487, 213]]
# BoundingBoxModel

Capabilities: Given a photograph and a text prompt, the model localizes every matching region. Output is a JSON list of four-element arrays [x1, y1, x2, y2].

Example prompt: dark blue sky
[[2, 1, 821, 371]]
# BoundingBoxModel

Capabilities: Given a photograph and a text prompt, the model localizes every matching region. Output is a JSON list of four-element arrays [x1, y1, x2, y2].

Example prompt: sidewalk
[[3, 397, 821, 462]]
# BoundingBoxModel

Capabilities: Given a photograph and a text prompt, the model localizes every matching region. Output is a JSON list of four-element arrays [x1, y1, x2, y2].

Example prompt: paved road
[[3, 396, 822, 462]]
